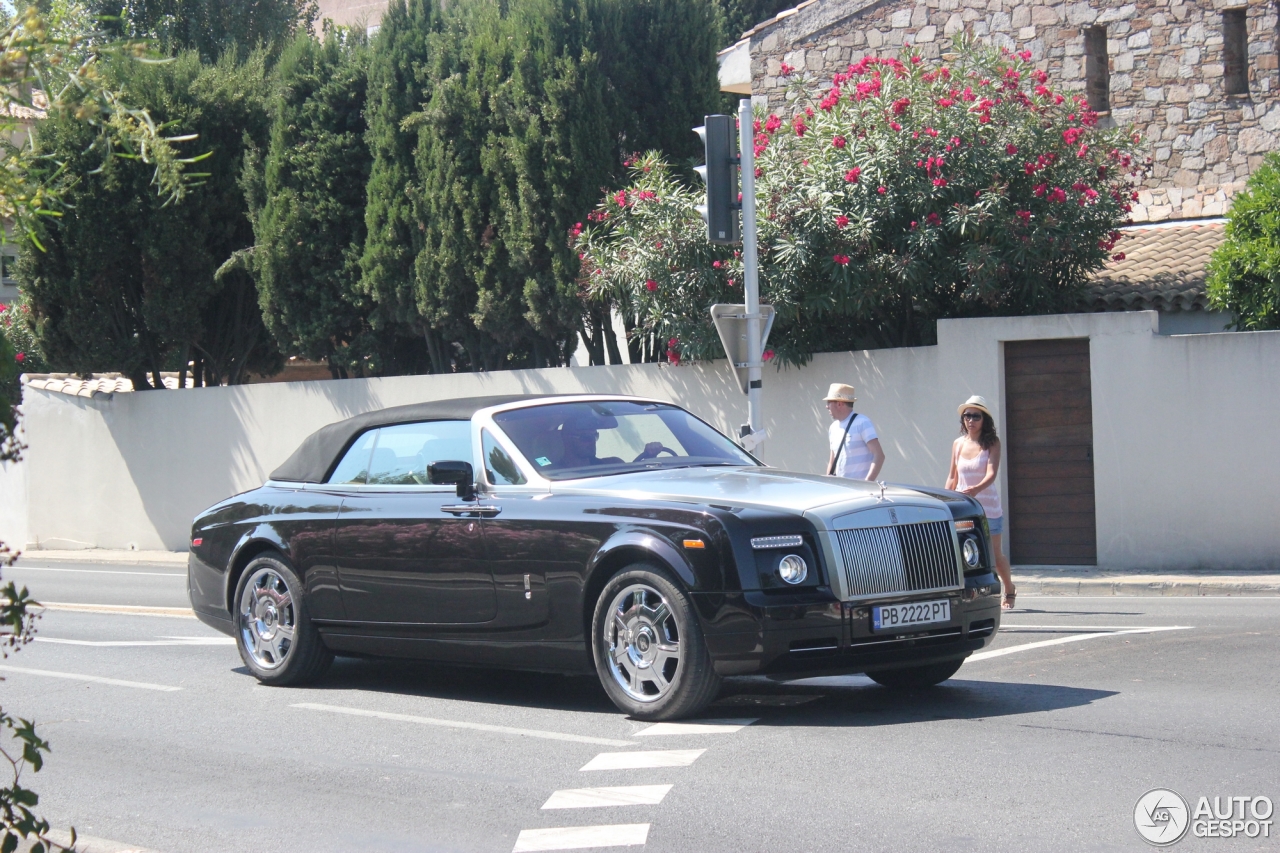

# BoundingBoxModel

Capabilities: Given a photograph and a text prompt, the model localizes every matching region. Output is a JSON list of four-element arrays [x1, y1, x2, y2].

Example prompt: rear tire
[[591, 564, 721, 721], [868, 657, 965, 689], [234, 554, 332, 685]]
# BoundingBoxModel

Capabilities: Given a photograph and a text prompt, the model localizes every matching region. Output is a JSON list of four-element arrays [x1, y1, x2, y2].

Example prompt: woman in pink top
[[946, 395, 1015, 609]]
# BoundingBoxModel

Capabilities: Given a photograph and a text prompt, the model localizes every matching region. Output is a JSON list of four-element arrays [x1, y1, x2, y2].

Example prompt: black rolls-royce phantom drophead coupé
[[188, 394, 1002, 720]]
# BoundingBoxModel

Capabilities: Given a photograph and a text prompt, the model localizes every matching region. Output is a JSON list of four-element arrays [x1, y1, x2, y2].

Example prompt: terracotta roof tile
[[1086, 220, 1225, 313], [22, 373, 192, 398]]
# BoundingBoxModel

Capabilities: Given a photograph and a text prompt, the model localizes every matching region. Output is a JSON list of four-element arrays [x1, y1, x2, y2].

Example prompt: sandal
[[1002, 589, 1016, 610]]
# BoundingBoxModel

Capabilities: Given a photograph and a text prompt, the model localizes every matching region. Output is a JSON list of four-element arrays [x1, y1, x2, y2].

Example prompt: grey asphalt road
[[1, 591, 1275, 853], [6, 559, 189, 608]]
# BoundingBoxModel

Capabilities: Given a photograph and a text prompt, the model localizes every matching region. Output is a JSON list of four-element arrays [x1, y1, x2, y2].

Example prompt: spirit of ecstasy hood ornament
[[874, 480, 888, 502]]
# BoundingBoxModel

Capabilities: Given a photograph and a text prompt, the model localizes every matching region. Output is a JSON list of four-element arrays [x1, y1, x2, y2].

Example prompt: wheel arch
[[225, 530, 290, 614], [582, 530, 697, 641]]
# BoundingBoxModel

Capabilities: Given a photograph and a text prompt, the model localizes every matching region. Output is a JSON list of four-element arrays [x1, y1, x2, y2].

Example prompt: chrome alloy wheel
[[238, 566, 295, 670], [604, 583, 682, 702]]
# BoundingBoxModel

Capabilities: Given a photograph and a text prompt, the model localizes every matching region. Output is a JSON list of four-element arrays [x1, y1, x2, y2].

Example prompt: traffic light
[[694, 114, 740, 245]]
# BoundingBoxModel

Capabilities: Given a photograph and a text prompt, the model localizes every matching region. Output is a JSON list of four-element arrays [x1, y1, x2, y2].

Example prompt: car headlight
[[962, 537, 981, 567], [778, 554, 808, 585]]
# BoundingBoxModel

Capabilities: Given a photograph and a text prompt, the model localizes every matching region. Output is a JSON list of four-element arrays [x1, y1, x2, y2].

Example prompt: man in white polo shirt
[[824, 383, 885, 480]]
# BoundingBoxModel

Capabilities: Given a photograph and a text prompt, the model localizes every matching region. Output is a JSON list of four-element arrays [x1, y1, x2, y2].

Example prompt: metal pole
[[738, 97, 763, 444]]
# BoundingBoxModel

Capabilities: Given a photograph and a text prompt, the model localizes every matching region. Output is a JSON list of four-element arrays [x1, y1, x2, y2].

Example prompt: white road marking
[[512, 824, 649, 852], [10, 566, 185, 577], [0, 664, 182, 692], [632, 718, 757, 736], [969, 626, 1194, 662], [1001, 624, 1179, 631], [34, 637, 234, 647], [580, 749, 706, 771], [292, 703, 634, 747], [37, 603, 197, 619], [712, 693, 822, 707], [542, 785, 672, 809], [782, 675, 876, 689]]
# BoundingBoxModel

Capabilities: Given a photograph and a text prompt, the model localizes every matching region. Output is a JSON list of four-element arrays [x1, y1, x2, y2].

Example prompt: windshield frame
[[476, 396, 762, 486]]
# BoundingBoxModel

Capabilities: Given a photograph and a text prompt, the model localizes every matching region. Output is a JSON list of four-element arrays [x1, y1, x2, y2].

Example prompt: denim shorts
[[987, 515, 1004, 535]]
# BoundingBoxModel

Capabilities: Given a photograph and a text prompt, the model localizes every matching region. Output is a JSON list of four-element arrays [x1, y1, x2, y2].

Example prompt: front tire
[[591, 564, 721, 721], [234, 554, 332, 685], [867, 657, 965, 689]]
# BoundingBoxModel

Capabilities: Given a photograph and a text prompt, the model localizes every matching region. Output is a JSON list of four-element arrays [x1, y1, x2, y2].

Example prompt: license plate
[[872, 599, 950, 632]]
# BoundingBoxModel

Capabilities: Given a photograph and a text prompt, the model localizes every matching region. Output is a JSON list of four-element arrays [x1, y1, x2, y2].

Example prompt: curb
[[1019, 577, 1280, 596], [14, 549, 188, 566]]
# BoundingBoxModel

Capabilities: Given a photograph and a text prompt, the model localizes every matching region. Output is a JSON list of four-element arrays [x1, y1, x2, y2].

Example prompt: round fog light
[[778, 554, 808, 585], [962, 537, 981, 567]]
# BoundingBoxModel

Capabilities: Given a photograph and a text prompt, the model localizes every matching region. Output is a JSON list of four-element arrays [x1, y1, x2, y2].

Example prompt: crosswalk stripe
[[512, 823, 649, 852], [542, 785, 672, 809], [580, 749, 705, 771], [632, 718, 757, 736]]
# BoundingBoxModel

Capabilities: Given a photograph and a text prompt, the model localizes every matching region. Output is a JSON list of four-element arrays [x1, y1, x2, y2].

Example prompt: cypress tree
[[359, 0, 446, 370], [21, 52, 280, 388], [250, 30, 378, 378]]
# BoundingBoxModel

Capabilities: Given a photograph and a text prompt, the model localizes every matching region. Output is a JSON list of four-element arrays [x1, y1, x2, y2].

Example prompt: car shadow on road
[[716, 675, 1118, 727], [285, 656, 621, 715]]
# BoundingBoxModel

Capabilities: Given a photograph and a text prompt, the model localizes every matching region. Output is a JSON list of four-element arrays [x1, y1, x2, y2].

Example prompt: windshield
[[492, 400, 759, 481]]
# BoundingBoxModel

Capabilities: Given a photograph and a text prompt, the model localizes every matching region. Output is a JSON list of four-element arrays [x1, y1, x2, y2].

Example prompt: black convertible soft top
[[269, 394, 543, 483]]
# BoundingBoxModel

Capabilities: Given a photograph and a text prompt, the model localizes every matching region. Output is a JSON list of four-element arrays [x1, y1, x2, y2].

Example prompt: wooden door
[[1004, 338, 1097, 565]]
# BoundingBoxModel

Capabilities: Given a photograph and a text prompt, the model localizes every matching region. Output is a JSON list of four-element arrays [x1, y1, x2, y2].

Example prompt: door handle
[[442, 504, 502, 517]]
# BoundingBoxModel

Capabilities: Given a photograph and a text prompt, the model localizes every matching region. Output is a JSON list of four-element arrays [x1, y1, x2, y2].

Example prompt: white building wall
[[4, 311, 1278, 571]]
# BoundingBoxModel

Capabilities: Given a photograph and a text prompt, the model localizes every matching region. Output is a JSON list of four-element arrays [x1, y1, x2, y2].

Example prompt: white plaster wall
[[6, 311, 1279, 571]]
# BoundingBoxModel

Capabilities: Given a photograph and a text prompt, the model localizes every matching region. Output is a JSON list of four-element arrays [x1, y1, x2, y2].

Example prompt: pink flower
[[1017, 50, 1032, 61], [763, 349, 775, 361], [636, 190, 656, 201], [614, 191, 628, 207], [1015, 210, 1031, 223], [933, 178, 947, 187], [712, 260, 722, 269], [1033, 183, 1047, 197], [780, 62, 795, 76], [910, 221, 918, 230], [793, 115, 807, 136], [1063, 127, 1085, 146], [877, 186, 887, 194], [889, 121, 902, 132], [1112, 253, 1126, 261], [936, 98, 954, 108], [891, 97, 911, 115], [926, 212, 941, 226], [835, 215, 850, 228], [1048, 187, 1067, 203], [1006, 144, 1018, 155], [764, 114, 782, 133], [844, 167, 861, 183], [645, 279, 658, 292], [15, 352, 24, 363], [832, 135, 847, 149], [833, 254, 850, 265]]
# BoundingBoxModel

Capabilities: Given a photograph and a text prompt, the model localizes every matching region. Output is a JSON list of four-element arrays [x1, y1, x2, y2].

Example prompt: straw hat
[[823, 383, 857, 404], [957, 395, 995, 418]]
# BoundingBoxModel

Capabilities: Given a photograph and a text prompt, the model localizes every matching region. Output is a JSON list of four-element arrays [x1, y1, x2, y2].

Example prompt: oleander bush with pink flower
[[575, 39, 1147, 365]]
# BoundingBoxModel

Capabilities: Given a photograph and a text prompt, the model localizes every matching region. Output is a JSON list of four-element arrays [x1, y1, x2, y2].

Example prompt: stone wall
[[748, 0, 1280, 222]]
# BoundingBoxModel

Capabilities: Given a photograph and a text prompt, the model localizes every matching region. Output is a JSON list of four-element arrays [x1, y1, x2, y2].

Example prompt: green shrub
[[1207, 152, 1280, 330]]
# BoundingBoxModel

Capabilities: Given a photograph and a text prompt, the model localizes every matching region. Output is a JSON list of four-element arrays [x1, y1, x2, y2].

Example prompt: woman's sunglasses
[[962, 412, 984, 421]]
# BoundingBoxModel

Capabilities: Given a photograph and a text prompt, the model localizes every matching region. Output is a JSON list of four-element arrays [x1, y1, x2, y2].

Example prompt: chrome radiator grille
[[835, 520, 961, 597]]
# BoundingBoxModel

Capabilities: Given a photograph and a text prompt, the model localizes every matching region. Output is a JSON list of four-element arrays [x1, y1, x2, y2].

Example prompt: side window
[[483, 429, 527, 485], [327, 430, 378, 484], [366, 420, 472, 486]]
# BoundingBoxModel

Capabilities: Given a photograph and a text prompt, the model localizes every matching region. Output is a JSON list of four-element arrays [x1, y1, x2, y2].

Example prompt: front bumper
[[697, 571, 1002, 677]]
